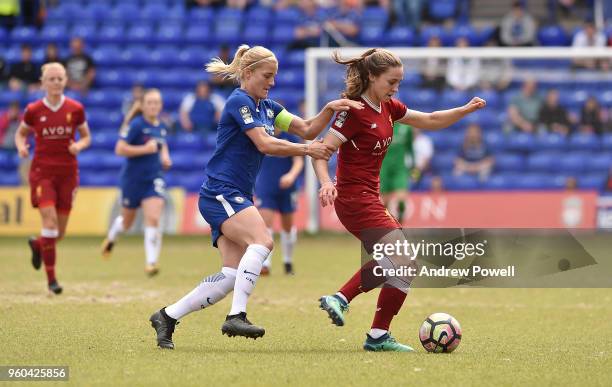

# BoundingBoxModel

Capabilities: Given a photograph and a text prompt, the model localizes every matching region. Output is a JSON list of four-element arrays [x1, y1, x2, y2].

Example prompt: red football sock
[[40, 236, 57, 284], [33, 237, 41, 253], [371, 286, 407, 331], [339, 260, 387, 303]]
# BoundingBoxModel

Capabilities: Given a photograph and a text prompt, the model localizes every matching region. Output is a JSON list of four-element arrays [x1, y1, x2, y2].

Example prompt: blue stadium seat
[[80, 171, 118, 186], [568, 133, 600, 151], [0, 27, 7, 45], [138, 3, 169, 22], [476, 89, 500, 109], [578, 173, 608, 190], [99, 153, 123, 170], [276, 69, 304, 88], [155, 71, 185, 88], [242, 24, 269, 46], [559, 152, 588, 173], [89, 132, 117, 151], [39, 24, 69, 45], [512, 173, 555, 190], [386, 26, 416, 46], [484, 131, 508, 152], [46, 3, 81, 23], [86, 109, 114, 129], [274, 7, 303, 26], [120, 46, 151, 66], [71, 24, 97, 44], [536, 132, 567, 151], [188, 7, 214, 24], [428, 130, 462, 152], [97, 25, 125, 45], [82, 89, 122, 109], [126, 25, 155, 45], [184, 25, 212, 45], [177, 47, 209, 67], [270, 88, 302, 110], [419, 25, 444, 46], [558, 89, 589, 109], [173, 172, 205, 192], [271, 25, 295, 45], [162, 89, 185, 110], [0, 171, 20, 186], [0, 151, 19, 170], [93, 46, 122, 67], [10, 26, 38, 45], [429, 0, 456, 21], [167, 133, 205, 151], [430, 152, 456, 173], [156, 24, 184, 45], [168, 151, 197, 171], [474, 25, 495, 46], [149, 47, 181, 67], [402, 89, 438, 110], [440, 90, 469, 109], [494, 152, 525, 172], [598, 90, 612, 107], [78, 151, 106, 170], [538, 26, 570, 46], [86, 3, 111, 22], [481, 173, 514, 190], [110, 3, 141, 23], [0, 90, 24, 106], [286, 50, 305, 68], [588, 152, 612, 172], [361, 6, 388, 29], [506, 132, 536, 152], [246, 6, 273, 26], [442, 174, 480, 191], [527, 151, 561, 172]]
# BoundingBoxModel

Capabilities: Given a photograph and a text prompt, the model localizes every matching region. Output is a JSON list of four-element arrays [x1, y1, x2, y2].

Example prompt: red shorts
[[29, 166, 79, 214], [334, 190, 401, 244]]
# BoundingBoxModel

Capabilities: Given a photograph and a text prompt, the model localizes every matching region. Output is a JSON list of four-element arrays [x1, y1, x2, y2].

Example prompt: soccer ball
[[419, 313, 462, 353]]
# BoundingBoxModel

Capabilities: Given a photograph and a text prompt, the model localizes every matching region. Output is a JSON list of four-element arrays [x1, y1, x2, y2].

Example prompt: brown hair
[[206, 44, 277, 83], [333, 48, 403, 99], [121, 88, 162, 128]]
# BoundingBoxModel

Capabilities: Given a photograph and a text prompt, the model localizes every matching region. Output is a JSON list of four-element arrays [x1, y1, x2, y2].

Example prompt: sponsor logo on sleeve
[[334, 111, 348, 128], [240, 106, 254, 124]]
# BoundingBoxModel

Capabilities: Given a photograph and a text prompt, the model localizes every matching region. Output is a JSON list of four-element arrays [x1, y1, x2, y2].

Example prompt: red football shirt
[[329, 95, 408, 196], [23, 95, 86, 173]]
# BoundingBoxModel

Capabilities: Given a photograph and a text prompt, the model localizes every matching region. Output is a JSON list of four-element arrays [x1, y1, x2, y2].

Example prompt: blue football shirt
[[119, 115, 167, 182], [205, 88, 286, 194]]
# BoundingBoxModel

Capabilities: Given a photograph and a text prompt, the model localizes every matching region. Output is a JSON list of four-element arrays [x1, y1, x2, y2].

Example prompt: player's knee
[[258, 234, 274, 252]]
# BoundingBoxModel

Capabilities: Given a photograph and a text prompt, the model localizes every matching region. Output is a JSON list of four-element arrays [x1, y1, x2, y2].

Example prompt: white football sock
[[229, 244, 270, 315], [369, 328, 388, 339], [165, 267, 237, 320], [144, 226, 160, 265], [262, 228, 273, 268], [107, 216, 124, 242], [280, 227, 297, 264], [335, 292, 349, 304]]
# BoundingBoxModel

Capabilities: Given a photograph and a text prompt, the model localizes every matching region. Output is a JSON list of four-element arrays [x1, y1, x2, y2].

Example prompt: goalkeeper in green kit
[[380, 122, 415, 223]]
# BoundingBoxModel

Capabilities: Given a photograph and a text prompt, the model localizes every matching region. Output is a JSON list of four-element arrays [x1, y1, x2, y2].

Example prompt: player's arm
[[246, 126, 333, 160], [312, 133, 343, 207], [160, 142, 172, 170], [398, 97, 486, 130], [279, 155, 304, 189], [115, 135, 159, 158], [285, 99, 364, 140], [68, 122, 92, 155], [14, 122, 32, 158]]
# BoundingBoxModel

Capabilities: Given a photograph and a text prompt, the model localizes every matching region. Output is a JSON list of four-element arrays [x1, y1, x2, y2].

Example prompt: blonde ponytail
[[206, 44, 277, 83]]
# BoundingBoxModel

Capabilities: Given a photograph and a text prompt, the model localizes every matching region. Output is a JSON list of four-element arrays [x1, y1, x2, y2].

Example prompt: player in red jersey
[[313, 49, 485, 351], [14, 62, 91, 295]]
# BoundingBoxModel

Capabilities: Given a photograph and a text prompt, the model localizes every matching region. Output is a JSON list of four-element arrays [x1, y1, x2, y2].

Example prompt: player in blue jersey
[[255, 131, 303, 276], [101, 89, 172, 277], [148, 45, 363, 349]]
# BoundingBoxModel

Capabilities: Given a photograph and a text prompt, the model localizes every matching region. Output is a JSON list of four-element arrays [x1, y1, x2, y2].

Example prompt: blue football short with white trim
[[199, 179, 254, 248]]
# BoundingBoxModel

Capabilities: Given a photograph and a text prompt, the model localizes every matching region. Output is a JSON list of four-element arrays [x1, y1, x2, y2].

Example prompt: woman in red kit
[[313, 48, 485, 351], [14, 62, 91, 295]]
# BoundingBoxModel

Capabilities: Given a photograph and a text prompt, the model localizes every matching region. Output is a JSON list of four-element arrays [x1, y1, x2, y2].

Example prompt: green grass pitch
[[1, 234, 611, 386]]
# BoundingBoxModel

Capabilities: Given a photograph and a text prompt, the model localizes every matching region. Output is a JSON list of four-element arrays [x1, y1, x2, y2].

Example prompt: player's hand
[[279, 173, 295, 189], [326, 99, 364, 112], [161, 155, 172, 170], [68, 141, 82, 156], [307, 139, 334, 160], [463, 97, 486, 114], [319, 181, 337, 207], [144, 139, 159, 154], [17, 143, 30, 158]]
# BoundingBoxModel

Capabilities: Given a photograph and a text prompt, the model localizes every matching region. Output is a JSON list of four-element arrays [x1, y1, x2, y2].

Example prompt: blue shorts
[[255, 190, 297, 214], [121, 177, 165, 209], [199, 181, 254, 248]]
